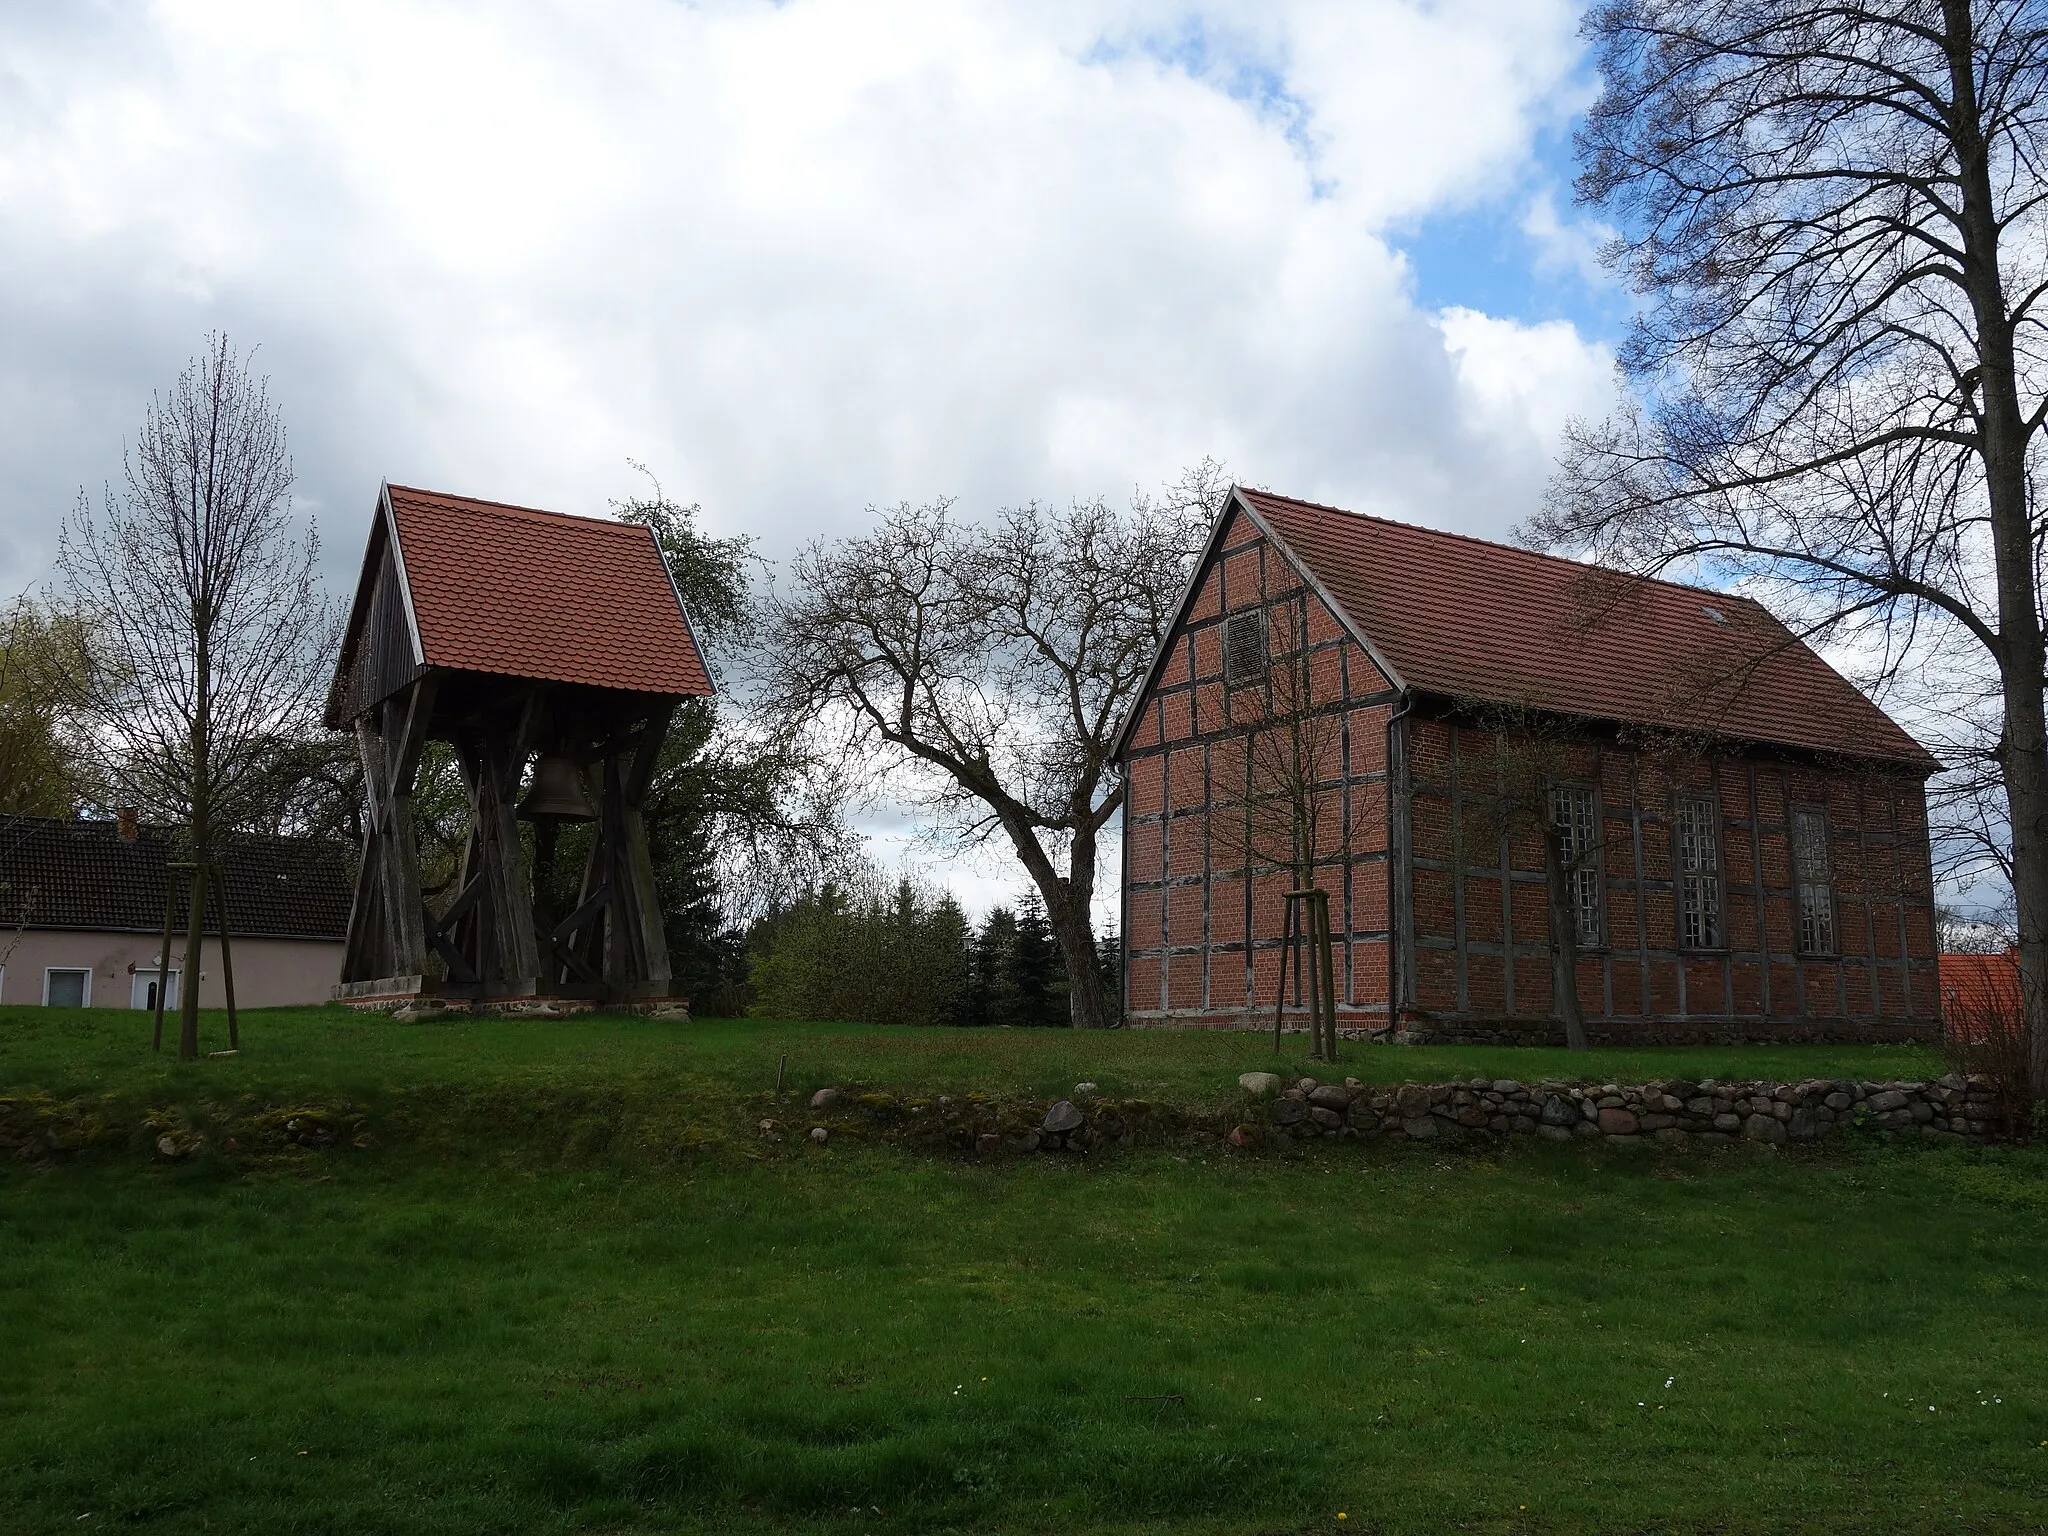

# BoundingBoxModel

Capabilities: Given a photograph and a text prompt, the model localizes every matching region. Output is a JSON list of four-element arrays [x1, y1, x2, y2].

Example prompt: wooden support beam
[[424, 898, 479, 985], [211, 863, 241, 1051], [336, 670, 694, 1007], [340, 674, 437, 985], [446, 711, 542, 998], [603, 706, 674, 999]]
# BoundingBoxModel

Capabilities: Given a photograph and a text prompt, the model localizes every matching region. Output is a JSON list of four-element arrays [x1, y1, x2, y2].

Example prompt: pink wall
[[0, 931, 343, 1008]]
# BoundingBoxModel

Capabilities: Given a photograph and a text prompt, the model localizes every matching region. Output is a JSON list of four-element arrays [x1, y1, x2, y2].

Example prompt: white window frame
[[43, 966, 92, 1008], [1792, 806, 1837, 955], [1551, 784, 1603, 947], [1677, 795, 1723, 949]]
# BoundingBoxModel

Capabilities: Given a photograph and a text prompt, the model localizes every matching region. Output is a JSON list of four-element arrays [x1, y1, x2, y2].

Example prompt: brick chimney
[[116, 807, 139, 841]]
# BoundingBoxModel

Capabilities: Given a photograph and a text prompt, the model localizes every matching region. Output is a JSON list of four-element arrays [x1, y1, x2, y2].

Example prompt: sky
[[0, 0, 1627, 915]]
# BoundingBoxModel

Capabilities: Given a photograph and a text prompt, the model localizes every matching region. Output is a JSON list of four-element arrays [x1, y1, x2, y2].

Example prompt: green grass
[[3, 1007, 2039, 1535], [0, 1004, 1947, 1111]]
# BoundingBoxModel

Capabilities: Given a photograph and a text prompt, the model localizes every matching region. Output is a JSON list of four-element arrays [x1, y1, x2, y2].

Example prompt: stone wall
[[1242, 1071, 2003, 1145], [793, 1075, 2008, 1158]]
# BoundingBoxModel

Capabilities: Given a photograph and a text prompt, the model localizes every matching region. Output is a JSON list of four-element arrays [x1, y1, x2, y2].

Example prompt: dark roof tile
[[0, 817, 351, 939], [1238, 489, 1936, 770]]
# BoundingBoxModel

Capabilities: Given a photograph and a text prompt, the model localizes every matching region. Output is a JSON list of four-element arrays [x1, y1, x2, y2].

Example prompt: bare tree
[[1455, 703, 1608, 1052], [0, 868, 35, 981], [1537, 0, 2048, 1092], [1937, 899, 2013, 948], [1241, 597, 1347, 1057], [59, 336, 335, 1059], [757, 464, 1222, 1028]]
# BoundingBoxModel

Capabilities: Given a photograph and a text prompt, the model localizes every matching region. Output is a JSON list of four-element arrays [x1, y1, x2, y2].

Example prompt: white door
[[132, 969, 180, 1010]]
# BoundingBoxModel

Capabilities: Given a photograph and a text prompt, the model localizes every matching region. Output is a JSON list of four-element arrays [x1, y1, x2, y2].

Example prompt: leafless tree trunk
[[1539, 0, 2048, 1093], [59, 335, 334, 1060], [1538, 811, 1591, 1052], [1243, 597, 1347, 1057], [0, 878, 34, 978], [1459, 703, 1602, 1050], [757, 465, 1222, 1027]]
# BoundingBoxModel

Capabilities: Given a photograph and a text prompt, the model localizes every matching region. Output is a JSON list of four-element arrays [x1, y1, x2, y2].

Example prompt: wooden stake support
[[149, 858, 239, 1053], [1273, 887, 1338, 1062]]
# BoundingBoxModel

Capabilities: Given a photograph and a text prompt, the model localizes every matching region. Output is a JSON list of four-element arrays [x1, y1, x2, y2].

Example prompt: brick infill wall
[[1253, 1073, 2000, 1144]]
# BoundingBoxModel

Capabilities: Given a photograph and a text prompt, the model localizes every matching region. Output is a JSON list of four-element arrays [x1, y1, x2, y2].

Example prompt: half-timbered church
[[1116, 487, 1942, 1043]]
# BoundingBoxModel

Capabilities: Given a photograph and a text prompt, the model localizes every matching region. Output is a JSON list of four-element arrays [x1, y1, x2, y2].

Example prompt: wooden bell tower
[[326, 484, 714, 1007]]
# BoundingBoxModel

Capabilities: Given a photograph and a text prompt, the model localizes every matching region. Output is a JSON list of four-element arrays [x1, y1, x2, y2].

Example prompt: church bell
[[517, 754, 598, 821]]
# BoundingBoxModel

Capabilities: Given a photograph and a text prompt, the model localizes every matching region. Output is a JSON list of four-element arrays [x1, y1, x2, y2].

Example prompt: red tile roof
[[386, 485, 712, 697], [1237, 489, 1935, 770], [1939, 950, 2020, 1039]]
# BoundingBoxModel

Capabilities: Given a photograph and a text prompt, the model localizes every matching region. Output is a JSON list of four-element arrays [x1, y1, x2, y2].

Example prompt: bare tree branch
[[755, 462, 1223, 1027], [56, 335, 337, 1058], [1537, 0, 2048, 1091]]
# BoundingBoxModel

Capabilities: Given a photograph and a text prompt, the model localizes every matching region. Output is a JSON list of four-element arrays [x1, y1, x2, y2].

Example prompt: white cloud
[[0, 0, 1605, 580], [0, 0, 1612, 907], [1521, 186, 1614, 290], [1436, 304, 1612, 445]]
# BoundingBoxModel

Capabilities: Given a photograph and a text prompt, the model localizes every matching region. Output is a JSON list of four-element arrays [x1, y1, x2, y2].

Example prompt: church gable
[[1121, 501, 1402, 1028]]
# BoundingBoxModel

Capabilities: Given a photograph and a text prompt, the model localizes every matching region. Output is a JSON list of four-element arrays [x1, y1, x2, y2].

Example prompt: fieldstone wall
[[1382, 1021, 1940, 1048], [1239, 1071, 2004, 1145], [800, 1085, 1172, 1155]]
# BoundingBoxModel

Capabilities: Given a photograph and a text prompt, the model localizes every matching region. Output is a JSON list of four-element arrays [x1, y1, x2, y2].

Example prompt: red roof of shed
[[386, 485, 712, 697], [1235, 489, 1935, 770], [1939, 950, 2019, 1009]]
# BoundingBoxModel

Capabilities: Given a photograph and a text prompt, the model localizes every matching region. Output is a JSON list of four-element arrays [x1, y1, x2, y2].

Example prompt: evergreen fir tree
[[1010, 892, 1061, 1027], [927, 893, 973, 1027], [972, 906, 1019, 1028], [1095, 931, 1123, 1024]]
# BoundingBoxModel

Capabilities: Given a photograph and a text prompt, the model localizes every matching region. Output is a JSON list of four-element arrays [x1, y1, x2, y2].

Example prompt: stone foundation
[[1389, 1019, 1940, 1047], [338, 997, 689, 1020], [1127, 1016, 1941, 1046], [1247, 1073, 2001, 1144]]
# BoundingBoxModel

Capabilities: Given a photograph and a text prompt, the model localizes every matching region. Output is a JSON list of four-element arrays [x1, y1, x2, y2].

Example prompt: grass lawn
[[4, 1007, 2043, 1535], [0, 1004, 1949, 1110]]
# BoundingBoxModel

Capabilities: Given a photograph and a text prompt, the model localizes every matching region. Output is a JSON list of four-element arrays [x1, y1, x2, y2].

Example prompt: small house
[[0, 813, 350, 1008]]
